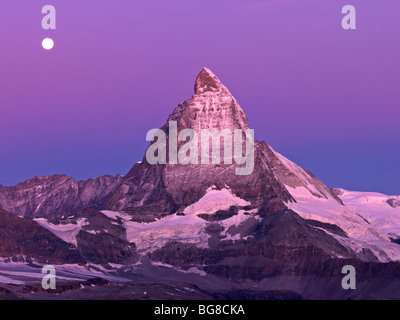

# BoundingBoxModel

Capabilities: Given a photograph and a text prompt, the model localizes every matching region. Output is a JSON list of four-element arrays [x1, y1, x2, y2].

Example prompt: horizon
[[1, 1, 399, 194]]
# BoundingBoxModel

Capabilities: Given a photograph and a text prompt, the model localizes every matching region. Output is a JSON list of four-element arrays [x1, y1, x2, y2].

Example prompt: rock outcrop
[[0, 174, 123, 219], [0, 209, 84, 264]]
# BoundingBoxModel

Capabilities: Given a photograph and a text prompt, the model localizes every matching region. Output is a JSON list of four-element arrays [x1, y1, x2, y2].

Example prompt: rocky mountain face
[[0, 207, 136, 267], [75, 208, 137, 265], [0, 68, 399, 300], [106, 68, 341, 222], [0, 208, 84, 265], [0, 174, 123, 219]]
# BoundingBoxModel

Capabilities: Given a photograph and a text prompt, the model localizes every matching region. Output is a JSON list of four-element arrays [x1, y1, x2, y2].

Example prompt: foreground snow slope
[[276, 151, 400, 262]]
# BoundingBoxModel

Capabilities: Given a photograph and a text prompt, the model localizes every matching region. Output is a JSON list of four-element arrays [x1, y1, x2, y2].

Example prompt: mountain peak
[[194, 67, 227, 94]]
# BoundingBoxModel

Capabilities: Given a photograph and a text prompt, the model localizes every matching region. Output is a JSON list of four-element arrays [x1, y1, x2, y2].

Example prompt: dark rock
[[0, 174, 123, 219], [387, 198, 400, 208], [0, 209, 84, 264]]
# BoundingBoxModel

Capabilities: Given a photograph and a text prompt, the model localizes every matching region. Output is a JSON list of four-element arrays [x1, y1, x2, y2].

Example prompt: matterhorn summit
[[107, 68, 341, 220], [194, 67, 229, 94], [168, 67, 249, 134]]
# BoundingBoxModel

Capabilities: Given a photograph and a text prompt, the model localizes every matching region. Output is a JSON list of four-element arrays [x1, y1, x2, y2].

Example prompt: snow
[[222, 210, 257, 230], [0, 262, 129, 285], [220, 209, 260, 242], [107, 263, 125, 269], [102, 187, 252, 254], [183, 186, 250, 216], [85, 229, 101, 235], [186, 267, 207, 276], [0, 270, 82, 281], [34, 218, 89, 246], [0, 275, 25, 285], [106, 210, 209, 254], [271, 149, 331, 200], [284, 185, 400, 262], [151, 261, 206, 276], [101, 210, 129, 221]]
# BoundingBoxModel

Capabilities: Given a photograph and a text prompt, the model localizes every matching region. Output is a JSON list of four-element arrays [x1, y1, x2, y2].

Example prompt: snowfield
[[285, 185, 400, 262], [183, 186, 250, 216], [102, 186, 254, 254], [0, 261, 129, 285], [34, 217, 89, 246]]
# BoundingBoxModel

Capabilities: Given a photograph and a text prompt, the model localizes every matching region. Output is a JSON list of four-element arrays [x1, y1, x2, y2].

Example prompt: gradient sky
[[0, 0, 399, 194]]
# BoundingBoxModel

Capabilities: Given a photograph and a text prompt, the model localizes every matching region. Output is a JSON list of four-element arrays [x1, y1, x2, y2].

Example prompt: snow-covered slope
[[101, 186, 256, 254], [283, 181, 400, 262], [339, 190, 400, 235], [34, 218, 89, 246], [183, 186, 250, 216]]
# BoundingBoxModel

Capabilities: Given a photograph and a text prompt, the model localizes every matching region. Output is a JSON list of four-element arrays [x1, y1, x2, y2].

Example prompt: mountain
[[0, 68, 400, 300], [0, 208, 84, 265], [106, 68, 342, 221], [0, 174, 123, 219]]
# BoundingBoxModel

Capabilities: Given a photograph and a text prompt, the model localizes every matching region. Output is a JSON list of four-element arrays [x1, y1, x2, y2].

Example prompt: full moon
[[42, 38, 54, 50]]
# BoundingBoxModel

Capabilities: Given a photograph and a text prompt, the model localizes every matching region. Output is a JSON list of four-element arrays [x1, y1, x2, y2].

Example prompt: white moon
[[42, 38, 54, 50]]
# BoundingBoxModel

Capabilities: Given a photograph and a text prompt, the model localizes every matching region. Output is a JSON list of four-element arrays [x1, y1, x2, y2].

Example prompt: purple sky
[[1, 0, 399, 194]]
